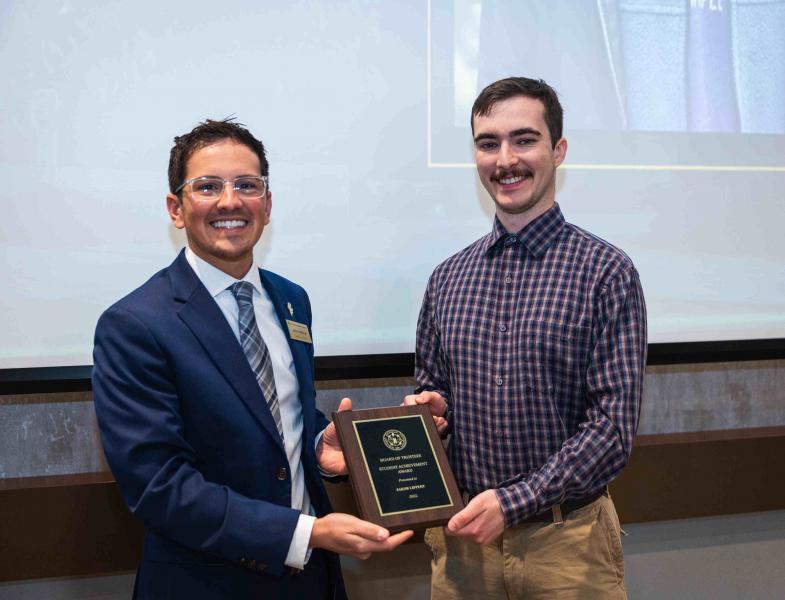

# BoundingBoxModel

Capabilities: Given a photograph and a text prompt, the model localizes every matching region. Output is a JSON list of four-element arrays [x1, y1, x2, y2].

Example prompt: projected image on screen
[[455, 0, 785, 135], [432, 0, 785, 166]]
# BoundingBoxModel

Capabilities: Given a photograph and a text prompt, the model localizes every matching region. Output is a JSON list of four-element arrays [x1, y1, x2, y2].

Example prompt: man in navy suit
[[93, 119, 412, 599]]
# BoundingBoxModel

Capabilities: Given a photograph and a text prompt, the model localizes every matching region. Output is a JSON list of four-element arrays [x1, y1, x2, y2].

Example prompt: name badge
[[286, 320, 313, 344]]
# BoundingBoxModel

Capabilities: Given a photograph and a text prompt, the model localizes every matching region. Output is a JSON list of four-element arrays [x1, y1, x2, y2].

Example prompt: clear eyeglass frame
[[175, 175, 268, 201]]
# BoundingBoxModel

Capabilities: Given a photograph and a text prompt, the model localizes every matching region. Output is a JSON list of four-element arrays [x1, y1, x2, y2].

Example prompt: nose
[[497, 141, 519, 169], [216, 181, 243, 209]]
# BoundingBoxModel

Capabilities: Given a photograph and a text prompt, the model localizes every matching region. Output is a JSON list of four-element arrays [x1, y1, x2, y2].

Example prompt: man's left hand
[[446, 489, 505, 546], [316, 397, 352, 475]]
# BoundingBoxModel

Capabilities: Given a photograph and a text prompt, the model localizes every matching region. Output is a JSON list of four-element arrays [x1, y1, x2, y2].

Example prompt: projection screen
[[1, 0, 784, 370]]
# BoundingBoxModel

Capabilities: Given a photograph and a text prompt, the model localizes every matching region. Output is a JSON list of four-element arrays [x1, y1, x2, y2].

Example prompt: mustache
[[491, 167, 531, 181]]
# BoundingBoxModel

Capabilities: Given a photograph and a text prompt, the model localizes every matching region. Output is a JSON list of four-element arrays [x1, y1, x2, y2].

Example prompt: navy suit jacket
[[93, 250, 346, 599]]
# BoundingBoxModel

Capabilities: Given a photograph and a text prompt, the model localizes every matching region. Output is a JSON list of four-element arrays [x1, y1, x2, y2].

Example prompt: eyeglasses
[[175, 176, 268, 201]]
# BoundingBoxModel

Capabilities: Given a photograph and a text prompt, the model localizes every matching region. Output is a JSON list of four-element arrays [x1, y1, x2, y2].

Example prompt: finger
[[403, 393, 432, 406], [422, 392, 447, 416], [337, 397, 353, 412], [434, 416, 447, 433], [448, 525, 477, 541], [347, 516, 390, 542], [385, 529, 414, 548], [358, 529, 413, 554], [447, 502, 483, 533], [450, 517, 489, 543], [402, 394, 418, 406]]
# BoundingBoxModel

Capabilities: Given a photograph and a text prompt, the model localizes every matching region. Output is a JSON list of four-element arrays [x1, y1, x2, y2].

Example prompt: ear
[[166, 193, 186, 229], [553, 137, 568, 167], [263, 191, 272, 225]]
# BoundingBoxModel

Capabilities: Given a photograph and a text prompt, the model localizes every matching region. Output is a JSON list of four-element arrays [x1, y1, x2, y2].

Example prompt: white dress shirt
[[185, 248, 315, 569]]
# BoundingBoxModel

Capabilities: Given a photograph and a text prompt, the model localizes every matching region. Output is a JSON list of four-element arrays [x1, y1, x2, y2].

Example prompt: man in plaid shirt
[[405, 77, 647, 599]]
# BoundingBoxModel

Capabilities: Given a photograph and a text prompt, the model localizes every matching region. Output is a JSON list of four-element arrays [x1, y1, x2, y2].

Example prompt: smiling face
[[472, 95, 567, 232], [166, 139, 271, 279]]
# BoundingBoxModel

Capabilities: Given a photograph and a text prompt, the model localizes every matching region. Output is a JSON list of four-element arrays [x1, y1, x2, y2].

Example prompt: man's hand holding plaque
[[403, 391, 450, 436], [316, 397, 354, 476]]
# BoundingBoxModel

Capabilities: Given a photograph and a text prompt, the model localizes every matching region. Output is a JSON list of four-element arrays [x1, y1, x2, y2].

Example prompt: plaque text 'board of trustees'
[[332, 405, 464, 532]]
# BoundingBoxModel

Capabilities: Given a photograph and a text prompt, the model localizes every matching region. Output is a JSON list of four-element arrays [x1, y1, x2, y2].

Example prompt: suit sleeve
[[92, 305, 300, 570]]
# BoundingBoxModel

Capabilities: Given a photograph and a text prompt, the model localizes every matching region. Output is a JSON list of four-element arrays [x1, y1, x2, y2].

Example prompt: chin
[[218, 249, 255, 262], [496, 197, 535, 213]]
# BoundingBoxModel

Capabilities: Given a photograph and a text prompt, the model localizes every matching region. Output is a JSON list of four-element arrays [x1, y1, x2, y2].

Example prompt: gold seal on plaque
[[382, 429, 407, 451]]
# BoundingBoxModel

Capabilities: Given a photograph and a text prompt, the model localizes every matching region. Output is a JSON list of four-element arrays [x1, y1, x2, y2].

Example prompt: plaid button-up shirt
[[415, 204, 647, 526]]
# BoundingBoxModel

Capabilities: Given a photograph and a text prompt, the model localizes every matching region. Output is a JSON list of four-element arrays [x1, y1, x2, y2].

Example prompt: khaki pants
[[424, 494, 626, 599]]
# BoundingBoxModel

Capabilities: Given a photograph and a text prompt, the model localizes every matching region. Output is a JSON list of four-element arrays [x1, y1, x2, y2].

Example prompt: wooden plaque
[[332, 404, 464, 532]]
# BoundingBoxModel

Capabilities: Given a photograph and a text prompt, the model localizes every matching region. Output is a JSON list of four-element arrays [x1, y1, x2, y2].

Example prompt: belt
[[461, 487, 607, 524], [521, 488, 607, 524]]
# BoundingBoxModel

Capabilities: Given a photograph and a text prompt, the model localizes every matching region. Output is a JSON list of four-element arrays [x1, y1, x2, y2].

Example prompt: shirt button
[[499, 324, 507, 332], [504, 275, 512, 284], [505, 236, 516, 246], [276, 467, 288, 481], [495, 376, 503, 386]]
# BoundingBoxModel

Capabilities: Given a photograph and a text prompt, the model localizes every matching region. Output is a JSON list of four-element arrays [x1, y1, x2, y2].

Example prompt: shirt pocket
[[520, 320, 591, 431], [522, 320, 590, 378]]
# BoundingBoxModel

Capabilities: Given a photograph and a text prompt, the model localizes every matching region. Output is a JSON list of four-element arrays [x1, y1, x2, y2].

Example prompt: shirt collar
[[184, 247, 263, 298], [484, 203, 566, 258]]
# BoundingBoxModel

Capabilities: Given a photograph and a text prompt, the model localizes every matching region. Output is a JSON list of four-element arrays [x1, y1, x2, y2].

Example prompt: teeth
[[211, 220, 247, 229], [499, 176, 524, 185]]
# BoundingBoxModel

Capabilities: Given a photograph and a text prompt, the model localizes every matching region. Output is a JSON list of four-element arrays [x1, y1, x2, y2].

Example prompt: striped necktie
[[230, 281, 284, 442]]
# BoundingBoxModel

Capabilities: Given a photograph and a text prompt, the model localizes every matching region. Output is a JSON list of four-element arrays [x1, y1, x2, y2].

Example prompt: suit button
[[276, 467, 288, 481]]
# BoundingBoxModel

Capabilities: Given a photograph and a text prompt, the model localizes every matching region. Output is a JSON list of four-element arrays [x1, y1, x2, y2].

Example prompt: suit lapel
[[168, 252, 285, 449], [259, 269, 316, 440]]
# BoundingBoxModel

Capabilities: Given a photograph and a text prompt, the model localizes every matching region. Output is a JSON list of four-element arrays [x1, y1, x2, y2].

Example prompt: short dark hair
[[168, 118, 269, 195], [471, 77, 563, 148]]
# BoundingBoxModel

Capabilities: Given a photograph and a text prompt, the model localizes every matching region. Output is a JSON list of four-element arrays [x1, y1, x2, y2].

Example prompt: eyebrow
[[191, 173, 262, 179], [473, 128, 542, 143]]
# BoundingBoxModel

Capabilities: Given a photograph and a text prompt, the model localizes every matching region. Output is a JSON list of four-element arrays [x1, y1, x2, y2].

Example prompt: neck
[[219, 260, 254, 280]]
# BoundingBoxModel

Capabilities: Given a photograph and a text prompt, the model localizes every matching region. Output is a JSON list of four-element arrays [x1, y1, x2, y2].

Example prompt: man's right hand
[[403, 391, 449, 435], [309, 513, 413, 560]]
